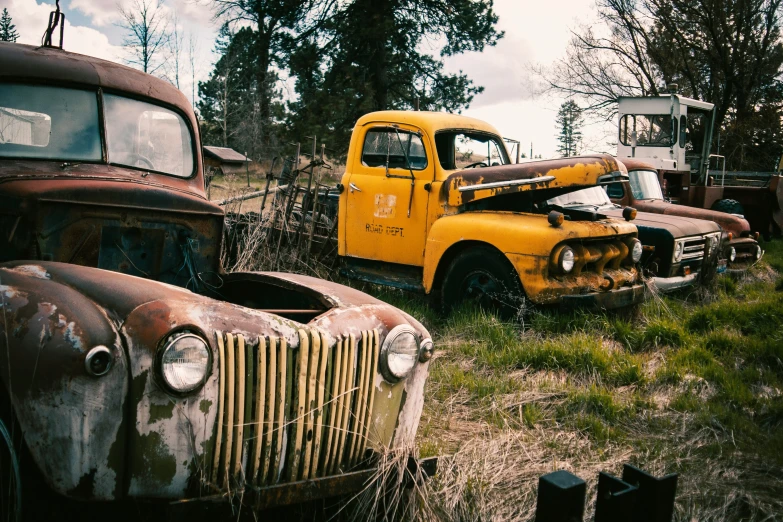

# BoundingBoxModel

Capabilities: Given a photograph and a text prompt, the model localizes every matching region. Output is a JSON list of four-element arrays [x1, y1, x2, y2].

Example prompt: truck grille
[[210, 328, 380, 490], [682, 237, 705, 261]]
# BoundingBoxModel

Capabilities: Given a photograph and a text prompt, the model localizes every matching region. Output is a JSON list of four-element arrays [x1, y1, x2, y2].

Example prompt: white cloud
[[8, 0, 123, 61], [68, 0, 120, 27]]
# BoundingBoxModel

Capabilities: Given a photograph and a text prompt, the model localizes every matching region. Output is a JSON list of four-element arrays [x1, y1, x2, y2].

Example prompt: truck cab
[[338, 111, 645, 314], [617, 94, 783, 237]]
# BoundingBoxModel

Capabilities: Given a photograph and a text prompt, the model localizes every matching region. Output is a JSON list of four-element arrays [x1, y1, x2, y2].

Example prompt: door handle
[[349, 182, 362, 193]]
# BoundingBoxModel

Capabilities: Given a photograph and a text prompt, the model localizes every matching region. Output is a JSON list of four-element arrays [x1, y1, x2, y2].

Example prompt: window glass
[[606, 182, 625, 199], [0, 84, 101, 161], [619, 114, 675, 147], [679, 115, 687, 148], [361, 128, 427, 170], [104, 94, 194, 177], [547, 186, 613, 208], [628, 169, 664, 200], [434, 131, 509, 170]]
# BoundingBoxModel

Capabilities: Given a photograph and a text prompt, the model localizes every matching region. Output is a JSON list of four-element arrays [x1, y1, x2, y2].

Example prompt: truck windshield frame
[[0, 82, 197, 179], [629, 169, 665, 200]]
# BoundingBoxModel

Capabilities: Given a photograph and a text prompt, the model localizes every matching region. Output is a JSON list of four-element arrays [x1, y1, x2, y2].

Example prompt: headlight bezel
[[379, 324, 420, 383], [630, 239, 643, 263], [673, 240, 684, 262], [157, 329, 212, 395], [559, 246, 575, 273]]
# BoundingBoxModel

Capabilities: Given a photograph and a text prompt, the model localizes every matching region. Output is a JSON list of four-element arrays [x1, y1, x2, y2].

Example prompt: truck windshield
[[434, 131, 509, 170], [547, 186, 614, 209], [619, 114, 675, 147], [0, 84, 101, 161], [629, 169, 664, 200], [104, 94, 194, 177]]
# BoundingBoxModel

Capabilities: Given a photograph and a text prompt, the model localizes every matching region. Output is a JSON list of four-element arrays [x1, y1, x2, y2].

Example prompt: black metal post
[[535, 470, 586, 522]]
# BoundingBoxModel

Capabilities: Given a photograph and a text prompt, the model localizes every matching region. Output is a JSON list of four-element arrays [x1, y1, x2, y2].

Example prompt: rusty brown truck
[[0, 42, 433, 520]]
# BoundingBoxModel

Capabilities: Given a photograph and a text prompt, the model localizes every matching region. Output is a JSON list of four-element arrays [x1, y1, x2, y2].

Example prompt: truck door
[[342, 123, 434, 267]]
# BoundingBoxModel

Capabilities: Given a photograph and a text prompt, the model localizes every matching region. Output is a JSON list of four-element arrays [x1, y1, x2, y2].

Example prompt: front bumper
[[652, 271, 700, 292], [559, 284, 645, 311], [169, 456, 438, 511]]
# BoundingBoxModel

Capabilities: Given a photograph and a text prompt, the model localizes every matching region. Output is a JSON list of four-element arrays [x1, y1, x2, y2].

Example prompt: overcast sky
[[4, 0, 614, 158]]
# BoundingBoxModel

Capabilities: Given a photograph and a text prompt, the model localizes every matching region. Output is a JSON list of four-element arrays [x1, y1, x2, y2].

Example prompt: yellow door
[[343, 123, 434, 267]]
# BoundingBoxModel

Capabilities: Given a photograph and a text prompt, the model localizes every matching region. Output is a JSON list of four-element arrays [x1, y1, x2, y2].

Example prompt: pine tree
[[0, 8, 19, 42], [555, 100, 583, 157]]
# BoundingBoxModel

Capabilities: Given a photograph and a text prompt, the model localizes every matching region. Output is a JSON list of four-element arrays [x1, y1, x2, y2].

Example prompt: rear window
[[104, 94, 194, 178], [0, 84, 101, 161]]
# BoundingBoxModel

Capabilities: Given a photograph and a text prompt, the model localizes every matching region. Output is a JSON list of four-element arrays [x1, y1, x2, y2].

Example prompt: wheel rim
[[0, 418, 22, 522], [460, 268, 505, 308]]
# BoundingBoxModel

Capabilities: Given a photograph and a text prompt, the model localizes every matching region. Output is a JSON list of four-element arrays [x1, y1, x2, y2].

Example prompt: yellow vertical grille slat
[[329, 337, 350, 475], [320, 337, 343, 477], [301, 330, 320, 479], [349, 331, 369, 466], [212, 327, 382, 489], [250, 336, 266, 483], [309, 331, 330, 478], [271, 337, 287, 483], [288, 330, 309, 481], [359, 329, 380, 459], [211, 331, 226, 486], [259, 337, 276, 485]]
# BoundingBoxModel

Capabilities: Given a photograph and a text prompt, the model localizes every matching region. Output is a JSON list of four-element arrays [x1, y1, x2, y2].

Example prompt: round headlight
[[673, 241, 683, 262], [160, 332, 210, 393], [729, 246, 737, 262], [559, 247, 575, 273], [379, 325, 419, 383], [631, 239, 643, 263]]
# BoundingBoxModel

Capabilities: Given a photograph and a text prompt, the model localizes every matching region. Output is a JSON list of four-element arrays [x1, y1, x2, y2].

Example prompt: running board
[[340, 257, 425, 293]]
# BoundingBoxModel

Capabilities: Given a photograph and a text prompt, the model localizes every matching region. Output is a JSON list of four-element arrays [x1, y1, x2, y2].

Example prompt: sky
[[3, 0, 614, 158]]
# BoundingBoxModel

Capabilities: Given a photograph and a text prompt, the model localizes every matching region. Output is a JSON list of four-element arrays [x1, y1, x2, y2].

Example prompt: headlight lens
[[673, 241, 683, 262], [380, 325, 419, 382], [755, 245, 762, 260], [729, 246, 737, 262], [160, 332, 210, 393], [631, 239, 643, 263], [560, 247, 575, 273]]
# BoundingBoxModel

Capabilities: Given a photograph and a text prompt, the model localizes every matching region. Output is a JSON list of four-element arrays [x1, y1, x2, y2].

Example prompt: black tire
[[440, 247, 527, 318], [711, 199, 745, 216]]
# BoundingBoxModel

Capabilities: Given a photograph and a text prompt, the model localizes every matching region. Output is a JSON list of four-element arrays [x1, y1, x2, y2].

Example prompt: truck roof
[[617, 94, 714, 112], [355, 110, 504, 138], [0, 42, 194, 124]]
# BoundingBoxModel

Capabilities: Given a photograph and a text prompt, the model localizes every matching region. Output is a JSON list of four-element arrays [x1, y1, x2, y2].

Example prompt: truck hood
[[443, 154, 626, 207], [602, 208, 720, 238], [631, 199, 750, 235]]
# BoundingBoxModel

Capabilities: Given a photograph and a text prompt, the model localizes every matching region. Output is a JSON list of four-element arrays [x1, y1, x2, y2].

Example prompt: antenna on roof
[[41, 0, 65, 49]]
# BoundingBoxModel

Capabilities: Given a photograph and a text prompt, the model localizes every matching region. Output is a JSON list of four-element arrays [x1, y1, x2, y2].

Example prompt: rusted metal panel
[[443, 155, 624, 206]]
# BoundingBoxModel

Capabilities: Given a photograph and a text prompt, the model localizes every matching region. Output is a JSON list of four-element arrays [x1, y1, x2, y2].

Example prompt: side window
[[679, 115, 687, 148], [606, 182, 625, 199], [361, 128, 427, 170]]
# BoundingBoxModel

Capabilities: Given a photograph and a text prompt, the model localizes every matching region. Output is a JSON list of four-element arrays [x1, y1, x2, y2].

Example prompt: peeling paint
[[10, 264, 51, 279]]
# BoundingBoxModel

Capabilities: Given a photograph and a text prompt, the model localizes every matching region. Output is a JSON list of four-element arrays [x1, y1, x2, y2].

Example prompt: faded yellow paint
[[338, 110, 642, 307]]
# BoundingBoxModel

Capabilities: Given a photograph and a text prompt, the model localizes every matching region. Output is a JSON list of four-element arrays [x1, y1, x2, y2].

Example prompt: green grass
[[365, 241, 783, 520]]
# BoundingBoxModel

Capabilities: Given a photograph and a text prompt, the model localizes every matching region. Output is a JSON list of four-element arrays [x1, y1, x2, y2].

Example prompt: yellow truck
[[337, 111, 645, 314]]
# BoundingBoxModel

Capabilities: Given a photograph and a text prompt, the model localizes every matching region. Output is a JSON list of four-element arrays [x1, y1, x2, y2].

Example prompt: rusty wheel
[[0, 418, 22, 522], [441, 247, 526, 318]]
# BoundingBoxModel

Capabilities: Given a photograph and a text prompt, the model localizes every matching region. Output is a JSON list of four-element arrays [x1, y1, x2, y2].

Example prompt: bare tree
[[117, 0, 171, 75], [188, 33, 199, 108], [168, 12, 184, 88]]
